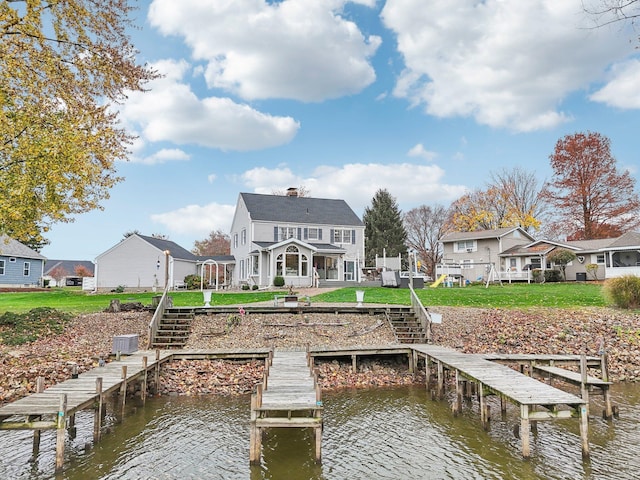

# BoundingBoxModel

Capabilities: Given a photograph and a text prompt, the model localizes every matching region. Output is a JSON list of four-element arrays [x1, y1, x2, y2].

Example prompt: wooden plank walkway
[[0, 351, 172, 421], [0, 350, 173, 471], [250, 350, 323, 465], [411, 344, 590, 458]]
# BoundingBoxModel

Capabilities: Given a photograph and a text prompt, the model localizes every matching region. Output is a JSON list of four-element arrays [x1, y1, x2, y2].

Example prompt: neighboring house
[[43, 260, 95, 287], [439, 228, 640, 282], [94, 234, 234, 290], [439, 227, 536, 281], [0, 235, 46, 288], [230, 189, 365, 288]]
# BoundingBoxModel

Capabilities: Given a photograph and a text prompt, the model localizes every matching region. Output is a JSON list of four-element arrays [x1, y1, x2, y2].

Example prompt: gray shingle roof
[[138, 235, 198, 261], [440, 227, 533, 242], [0, 235, 46, 260], [240, 193, 363, 226]]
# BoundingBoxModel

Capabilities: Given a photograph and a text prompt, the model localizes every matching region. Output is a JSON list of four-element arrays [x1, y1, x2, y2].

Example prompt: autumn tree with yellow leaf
[[448, 167, 544, 234], [0, 0, 158, 248]]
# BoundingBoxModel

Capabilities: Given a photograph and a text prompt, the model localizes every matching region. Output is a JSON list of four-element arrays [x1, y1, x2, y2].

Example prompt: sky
[[41, 0, 640, 261]]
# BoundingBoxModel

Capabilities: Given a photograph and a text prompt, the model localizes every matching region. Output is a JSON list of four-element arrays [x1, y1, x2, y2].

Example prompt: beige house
[[438, 228, 640, 282], [438, 227, 535, 282]]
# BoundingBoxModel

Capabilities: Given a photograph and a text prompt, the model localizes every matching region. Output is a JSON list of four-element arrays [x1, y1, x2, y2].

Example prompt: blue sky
[[41, 0, 640, 260]]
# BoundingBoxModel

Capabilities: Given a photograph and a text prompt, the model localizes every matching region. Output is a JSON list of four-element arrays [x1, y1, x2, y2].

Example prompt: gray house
[[0, 235, 46, 288], [94, 234, 233, 291], [230, 189, 365, 288]]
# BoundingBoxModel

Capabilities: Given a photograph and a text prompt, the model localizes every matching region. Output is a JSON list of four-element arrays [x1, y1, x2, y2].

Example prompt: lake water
[[1, 384, 639, 479]]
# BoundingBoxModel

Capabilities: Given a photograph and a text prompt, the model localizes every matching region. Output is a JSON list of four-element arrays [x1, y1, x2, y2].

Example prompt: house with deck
[[0, 235, 46, 288], [230, 189, 365, 288], [438, 228, 640, 282], [438, 227, 536, 282]]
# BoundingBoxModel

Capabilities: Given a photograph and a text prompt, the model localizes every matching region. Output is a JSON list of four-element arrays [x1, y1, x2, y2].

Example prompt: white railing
[[409, 285, 431, 342], [497, 270, 531, 283], [147, 285, 171, 349], [605, 266, 640, 278]]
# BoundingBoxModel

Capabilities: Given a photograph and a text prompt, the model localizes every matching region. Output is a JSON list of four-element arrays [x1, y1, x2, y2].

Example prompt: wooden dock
[[0, 350, 172, 470], [250, 349, 323, 465], [411, 344, 590, 458]]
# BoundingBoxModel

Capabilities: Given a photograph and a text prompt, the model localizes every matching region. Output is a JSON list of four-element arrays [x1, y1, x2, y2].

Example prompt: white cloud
[[381, 0, 634, 131], [407, 143, 437, 161], [148, 0, 380, 102], [207, 174, 217, 183], [590, 59, 640, 109], [134, 148, 191, 165], [151, 161, 467, 238], [120, 59, 300, 151], [239, 162, 467, 213], [151, 203, 236, 235]]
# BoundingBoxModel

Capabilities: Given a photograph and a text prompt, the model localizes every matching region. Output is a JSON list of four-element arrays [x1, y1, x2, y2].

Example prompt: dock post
[[249, 385, 262, 465], [436, 361, 444, 399], [154, 350, 161, 395], [94, 377, 103, 442], [579, 403, 590, 459], [600, 351, 613, 419], [580, 353, 589, 416], [454, 371, 463, 415], [520, 404, 530, 458], [351, 354, 357, 373], [55, 394, 67, 472], [141, 356, 148, 404], [479, 386, 489, 430], [31, 376, 46, 457], [424, 356, 431, 389], [120, 365, 128, 419], [314, 423, 322, 463]]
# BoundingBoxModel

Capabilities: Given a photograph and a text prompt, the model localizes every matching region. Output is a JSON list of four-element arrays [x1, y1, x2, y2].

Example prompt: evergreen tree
[[363, 189, 407, 266]]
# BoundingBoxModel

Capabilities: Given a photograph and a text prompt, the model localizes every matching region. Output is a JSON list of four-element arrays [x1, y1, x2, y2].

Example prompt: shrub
[[0, 308, 71, 345], [604, 275, 640, 309], [544, 270, 562, 283], [252, 284, 259, 290], [273, 276, 285, 287], [586, 263, 599, 280], [532, 269, 544, 283], [184, 274, 202, 290], [241, 284, 250, 290]]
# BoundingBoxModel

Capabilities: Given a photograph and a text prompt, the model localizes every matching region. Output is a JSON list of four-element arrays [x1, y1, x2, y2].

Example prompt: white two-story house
[[230, 189, 365, 288]]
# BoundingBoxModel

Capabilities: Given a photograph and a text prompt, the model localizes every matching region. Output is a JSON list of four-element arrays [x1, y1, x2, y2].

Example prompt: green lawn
[[0, 282, 607, 314], [315, 283, 607, 308]]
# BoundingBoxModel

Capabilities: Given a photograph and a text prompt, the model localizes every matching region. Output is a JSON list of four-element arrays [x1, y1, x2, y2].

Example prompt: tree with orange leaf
[[542, 131, 640, 240]]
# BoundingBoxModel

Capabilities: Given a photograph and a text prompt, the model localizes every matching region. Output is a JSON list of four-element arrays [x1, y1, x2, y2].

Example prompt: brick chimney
[[286, 187, 298, 197]]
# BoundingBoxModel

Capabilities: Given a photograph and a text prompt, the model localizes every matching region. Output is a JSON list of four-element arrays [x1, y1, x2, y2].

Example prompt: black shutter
[[318, 229, 323, 241], [298, 227, 302, 239], [274, 226, 278, 241], [351, 229, 356, 244], [304, 228, 308, 240], [330, 229, 335, 243]]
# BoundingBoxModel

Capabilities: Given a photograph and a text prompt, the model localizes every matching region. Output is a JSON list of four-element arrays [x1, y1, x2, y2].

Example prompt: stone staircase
[[386, 306, 426, 344], [150, 308, 194, 348]]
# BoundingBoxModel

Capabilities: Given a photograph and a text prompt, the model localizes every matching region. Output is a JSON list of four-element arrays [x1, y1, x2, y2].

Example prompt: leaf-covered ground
[[1, 306, 638, 405]]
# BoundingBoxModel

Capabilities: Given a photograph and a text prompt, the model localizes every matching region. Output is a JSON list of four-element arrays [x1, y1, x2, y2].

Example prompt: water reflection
[[0, 384, 639, 479]]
